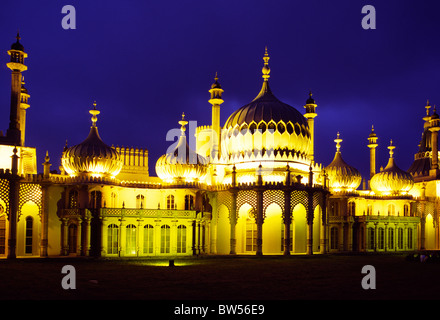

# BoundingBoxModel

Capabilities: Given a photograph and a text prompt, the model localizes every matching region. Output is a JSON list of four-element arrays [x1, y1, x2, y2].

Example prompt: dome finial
[[388, 139, 395, 158], [89, 101, 100, 127], [334, 132, 342, 153], [178, 112, 188, 132], [262, 46, 270, 81]]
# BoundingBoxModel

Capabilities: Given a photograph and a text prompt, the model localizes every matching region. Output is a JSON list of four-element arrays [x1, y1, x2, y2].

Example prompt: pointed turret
[[209, 73, 224, 159], [367, 125, 378, 179], [304, 90, 318, 162], [6, 32, 28, 146]]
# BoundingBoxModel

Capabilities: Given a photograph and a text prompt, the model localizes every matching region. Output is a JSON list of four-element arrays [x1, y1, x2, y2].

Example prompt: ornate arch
[[19, 183, 42, 219], [263, 189, 284, 219]]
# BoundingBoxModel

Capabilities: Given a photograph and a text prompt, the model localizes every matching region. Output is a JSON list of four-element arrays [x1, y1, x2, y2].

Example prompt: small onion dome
[[156, 113, 208, 183], [370, 140, 414, 195], [305, 91, 315, 105], [211, 72, 222, 89], [61, 102, 123, 178], [11, 32, 24, 51], [325, 133, 362, 192]]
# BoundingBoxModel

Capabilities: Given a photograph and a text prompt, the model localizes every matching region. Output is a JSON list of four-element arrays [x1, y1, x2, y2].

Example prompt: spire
[[253, 47, 272, 101], [89, 101, 100, 127], [178, 112, 188, 133], [334, 132, 342, 153], [262, 46, 270, 82], [388, 139, 395, 158]]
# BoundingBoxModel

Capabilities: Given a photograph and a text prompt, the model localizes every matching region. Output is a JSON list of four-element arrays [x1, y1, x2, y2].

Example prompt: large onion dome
[[370, 140, 414, 195], [325, 133, 362, 192], [222, 47, 311, 160], [156, 114, 208, 183], [61, 102, 123, 178]]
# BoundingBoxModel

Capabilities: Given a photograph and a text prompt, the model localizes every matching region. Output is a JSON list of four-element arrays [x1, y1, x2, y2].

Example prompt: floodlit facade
[[0, 35, 438, 259]]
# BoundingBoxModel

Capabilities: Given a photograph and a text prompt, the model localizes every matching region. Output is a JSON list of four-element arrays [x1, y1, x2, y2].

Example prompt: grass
[[0, 253, 438, 300]]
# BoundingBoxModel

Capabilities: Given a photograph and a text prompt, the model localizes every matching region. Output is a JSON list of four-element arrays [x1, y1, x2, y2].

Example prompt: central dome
[[222, 48, 311, 160]]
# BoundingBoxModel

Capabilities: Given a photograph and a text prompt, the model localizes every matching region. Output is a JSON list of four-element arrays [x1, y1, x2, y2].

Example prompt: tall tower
[[367, 125, 378, 179], [304, 91, 318, 162], [429, 107, 440, 177], [6, 32, 28, 146], [209, 72, 224, 159]]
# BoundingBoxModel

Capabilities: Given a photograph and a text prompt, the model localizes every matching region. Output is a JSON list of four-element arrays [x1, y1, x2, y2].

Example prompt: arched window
[[330, 201, 339, 216], [167, 195, 175, 210], [404, 204, 409, 217], [126, 224, 137, 255], [177, 225, 187, 253], [185, 195, 194, 210], [388, 228, 394, 250], [348, 202, 356, 216], [378, 227, 384, 250], [143, 225, 154, 254], [160, 225, 170, 253], [246, 210, 257, 252], [330, 227, 338, 250], [388, 204, 395, 216], [136, 194, 145, 209], [398, 228, 404, 249], [408, 228, 413, 249], [0, 205, 5, 255], [68, 224, 77, 254], [90, 191, 102, 209], [368, 227, 375, 250], [25, 217, 33, 254], [68, 190, 78, 209], [111, 192, 117, 208], [107, 224, 119, 254]]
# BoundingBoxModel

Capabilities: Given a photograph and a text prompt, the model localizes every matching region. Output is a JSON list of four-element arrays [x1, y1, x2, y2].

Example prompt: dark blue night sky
[[0, 0, 439, 180]]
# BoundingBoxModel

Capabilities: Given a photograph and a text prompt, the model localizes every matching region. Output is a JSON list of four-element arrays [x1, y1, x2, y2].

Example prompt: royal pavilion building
[[0, 35, 437, 258]]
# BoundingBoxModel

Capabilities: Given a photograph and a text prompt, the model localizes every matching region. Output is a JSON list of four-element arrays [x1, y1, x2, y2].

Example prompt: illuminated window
[[90, 191, 102, 209], [68, 190, 78, 209], [367, 227, 375, 250], [185, 195, 194, 210], [388, 204, 395, 216], [378, 227, 384, 250], [177, 225, 187, 253], [167, 195, 175, 210], [330, 227, 338, 250], [107, 224, 119, 254], [136, 194, 145, 209], [398, 228, 404, 249], [246, 212, 257, 252], [126, 224, 137, 255], [68, 224, 77, 254], [160, 225, 170, 253], [143, 225, 154, 254], [25, 217, 33, 254], [330, 201, 339, 216], [388, 228, 394, 250], [348, 202, 356, 216], [111, 192, 117, 208], [404, 204, 409, 217], [407, 228, 413, 249], [367, 204, 372, 216]]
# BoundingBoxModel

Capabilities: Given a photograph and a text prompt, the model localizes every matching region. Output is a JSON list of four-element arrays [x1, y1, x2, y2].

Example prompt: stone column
[[77, 217, 82, 255], [229, 189, 238, 255], [306, 191, 314, 255], [39, 184, 49, 257], [83, 214, 92, 256], [283, 190, 291, 255], [256, 189, 264, 256], [61, 218, 69, 256]]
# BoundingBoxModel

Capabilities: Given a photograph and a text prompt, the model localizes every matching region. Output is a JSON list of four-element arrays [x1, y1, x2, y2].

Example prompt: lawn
[[0, 253, 438, 301]]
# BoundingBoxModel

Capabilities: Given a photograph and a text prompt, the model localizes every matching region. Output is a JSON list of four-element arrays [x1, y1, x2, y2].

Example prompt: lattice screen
[[0, 179, 9, 216], [19, 183, 42, 218], [263, 189, 284, 218]]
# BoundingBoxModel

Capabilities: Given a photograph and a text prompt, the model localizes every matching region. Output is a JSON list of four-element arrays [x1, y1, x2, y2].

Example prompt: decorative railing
[[100, 208, 197, 219]]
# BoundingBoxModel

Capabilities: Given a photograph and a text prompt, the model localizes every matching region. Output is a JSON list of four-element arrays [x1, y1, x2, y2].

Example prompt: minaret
[[304, 91, 318, 162], [6, 32, 28, 146], [19, 77, 30, 146], [367, 125, 378, 179], [208, 72, 224, 159], [429, 106, 440, 177]]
